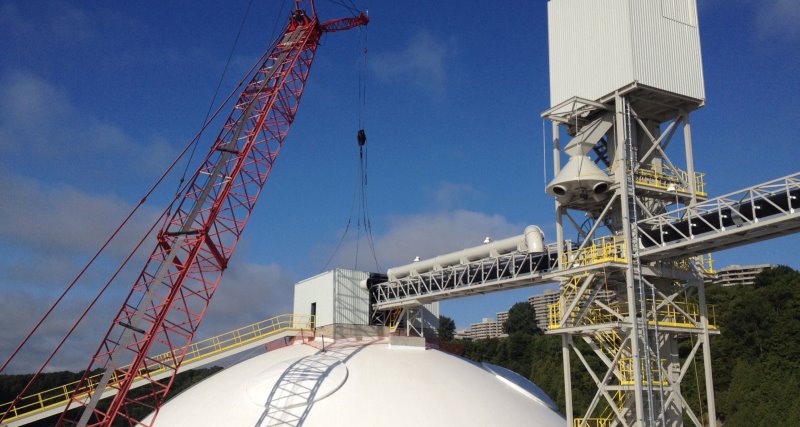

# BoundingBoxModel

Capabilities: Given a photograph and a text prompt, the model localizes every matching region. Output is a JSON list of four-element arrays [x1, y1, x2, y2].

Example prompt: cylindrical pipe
[[386, 225, 545, 281], [524, 225, 545, 253]]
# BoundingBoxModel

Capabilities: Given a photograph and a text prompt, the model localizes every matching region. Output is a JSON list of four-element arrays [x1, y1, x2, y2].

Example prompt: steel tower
[[543, 1, 715, 425]]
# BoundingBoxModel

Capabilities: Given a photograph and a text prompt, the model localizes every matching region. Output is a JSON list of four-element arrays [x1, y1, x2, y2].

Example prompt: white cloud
[[0, 1, 94, 44], [316, 208, 522, 272], [0, 289, 118, 373], [370, 30, 456, 97], [0, 199, 525, 372], [200, 261, 297, 338], [0, 72, 71, 155], [379, 210, 522, 264], [48, 2, 94, 42], [0, 169, 163, 372], [428, 181, 484, 210], [0, 167, 296, 372], [0, 71, 177, 178], [0, 169, 158, 257], [756, 0, 800, 41], [700, 0, 800, 42]]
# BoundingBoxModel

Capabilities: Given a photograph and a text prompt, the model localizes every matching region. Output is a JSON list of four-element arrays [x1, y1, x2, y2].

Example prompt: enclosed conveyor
[[640, 184, 799, 248]]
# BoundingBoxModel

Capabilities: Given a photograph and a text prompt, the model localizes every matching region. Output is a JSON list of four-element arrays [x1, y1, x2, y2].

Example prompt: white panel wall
[[293, 271, 335, 327], [548, 0, 633, 107], [293, 269, 371, 328], [629, 0, 705, 100], [548, 0, 705, 107], [333, 269, 370, 325], [423, 302, 440, 330]]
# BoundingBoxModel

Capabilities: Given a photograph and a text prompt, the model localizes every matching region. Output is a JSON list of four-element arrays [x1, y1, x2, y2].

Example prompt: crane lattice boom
[[57, 3, 367, 426]]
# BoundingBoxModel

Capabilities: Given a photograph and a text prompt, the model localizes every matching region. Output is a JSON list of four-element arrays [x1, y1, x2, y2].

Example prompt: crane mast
[[57, 3, 367, 426]]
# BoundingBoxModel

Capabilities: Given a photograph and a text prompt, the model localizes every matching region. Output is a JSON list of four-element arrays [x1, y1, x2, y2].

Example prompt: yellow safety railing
[[0, 313, 313, 423], [618, 357, 668, 386], [593, 330, 667, 386], [549, 301, 618, 330], [589, 300, 717, 331], [547, 303, 561, 330], [574, 418, 611, 427], [631, 163, 707, 197], [672, 253, 715, 274], [561, 236, 628, 269], [647, 300, 717, 330], [548, 274, 589, 330], [699, 253, 715, 274], [550, 297, 717, 331], [388, 308, 405, 333], [574, 390, 627, 427], [585, 307, 619, 325]]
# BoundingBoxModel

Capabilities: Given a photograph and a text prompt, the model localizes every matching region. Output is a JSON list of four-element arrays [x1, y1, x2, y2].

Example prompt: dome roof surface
[[145, 337, 565, 427]]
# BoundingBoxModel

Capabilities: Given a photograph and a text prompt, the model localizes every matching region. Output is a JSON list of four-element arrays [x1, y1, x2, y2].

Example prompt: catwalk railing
[[638, 172, 800, 260], [0, 314, 313, 426], [372, 245, 559, 310]]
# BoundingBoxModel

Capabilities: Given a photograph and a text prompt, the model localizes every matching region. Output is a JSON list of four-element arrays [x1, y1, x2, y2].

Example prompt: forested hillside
[[461, 266, 800, 426]]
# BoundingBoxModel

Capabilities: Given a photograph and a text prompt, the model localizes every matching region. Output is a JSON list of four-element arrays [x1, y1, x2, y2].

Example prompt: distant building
[[705, 264, 775, 287], [528, 291, 559, 331], [464, 317, 505, 340], [496, 311, 509, 329], [454, 328, 470, 340]]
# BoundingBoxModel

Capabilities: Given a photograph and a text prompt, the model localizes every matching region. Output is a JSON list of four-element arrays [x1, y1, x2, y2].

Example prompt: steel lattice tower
[[543, 92, 717, 426], [542, 1, 716, 425]]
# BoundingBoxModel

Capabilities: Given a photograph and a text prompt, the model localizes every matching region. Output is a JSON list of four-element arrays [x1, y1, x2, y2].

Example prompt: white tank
[[143, 338, 565, 427]]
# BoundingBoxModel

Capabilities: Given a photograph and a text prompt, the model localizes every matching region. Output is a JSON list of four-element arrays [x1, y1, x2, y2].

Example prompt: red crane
[[55, 2, 367, 426]]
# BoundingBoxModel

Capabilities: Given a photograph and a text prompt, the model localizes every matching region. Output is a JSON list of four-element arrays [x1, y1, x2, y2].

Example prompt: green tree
[[705, 265, 800, 425], [503, 302, 541, 335], [437, 315, 456, 341]]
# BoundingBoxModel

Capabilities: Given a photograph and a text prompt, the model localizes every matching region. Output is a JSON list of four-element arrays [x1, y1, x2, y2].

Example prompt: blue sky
[[0, 0, 798, 371]]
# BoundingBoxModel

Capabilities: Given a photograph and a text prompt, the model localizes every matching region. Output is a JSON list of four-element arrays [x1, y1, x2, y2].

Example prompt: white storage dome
[[144, 338, 565, 426]]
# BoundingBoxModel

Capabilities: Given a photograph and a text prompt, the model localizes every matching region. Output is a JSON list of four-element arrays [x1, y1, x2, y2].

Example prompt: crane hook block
[[357, 129, 366, 147]]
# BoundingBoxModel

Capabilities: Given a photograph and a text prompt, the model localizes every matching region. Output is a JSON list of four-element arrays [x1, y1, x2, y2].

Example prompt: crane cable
[[174, 0, 258, 196], [322, 13, 381, 272], [0, 1, 268, 413], [356, 17, 380, 272]]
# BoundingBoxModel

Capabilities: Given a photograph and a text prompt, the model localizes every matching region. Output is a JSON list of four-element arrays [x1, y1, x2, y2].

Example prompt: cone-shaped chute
[[546, 155, 612, 204]]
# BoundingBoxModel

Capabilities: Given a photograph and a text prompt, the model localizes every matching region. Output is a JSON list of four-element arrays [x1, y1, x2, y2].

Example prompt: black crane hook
[[357, 129, 366, 147]]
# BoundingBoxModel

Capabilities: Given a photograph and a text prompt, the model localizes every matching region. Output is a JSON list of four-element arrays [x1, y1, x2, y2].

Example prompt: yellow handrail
[[388, 308, 405, 333], [549, 298, 717, 330], [561, 236, 627, 269], [0, 313, 313, 423], [631, 163, 707, 197]]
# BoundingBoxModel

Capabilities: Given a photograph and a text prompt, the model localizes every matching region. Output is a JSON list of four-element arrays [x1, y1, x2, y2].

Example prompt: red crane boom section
[[57, 5, 367, 427]]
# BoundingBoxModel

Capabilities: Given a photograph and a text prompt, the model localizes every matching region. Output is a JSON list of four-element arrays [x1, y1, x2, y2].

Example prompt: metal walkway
[[0, 314, 314, 427], [372, 172, 800, 310], [638, 172, 800, 260]]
